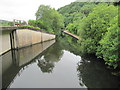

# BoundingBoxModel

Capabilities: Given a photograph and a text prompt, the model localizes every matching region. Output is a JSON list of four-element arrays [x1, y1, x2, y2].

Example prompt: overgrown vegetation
[[0, 20, 14, 26], [58, 2, 119, 69], [28, 5, 64, 35], [19, 25, 41, 30], [97, 15, 119, 68], [58, 2, 96, 27]]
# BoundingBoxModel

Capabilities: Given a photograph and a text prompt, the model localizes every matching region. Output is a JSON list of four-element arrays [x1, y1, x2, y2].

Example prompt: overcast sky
[[0, 0, 76, 21]]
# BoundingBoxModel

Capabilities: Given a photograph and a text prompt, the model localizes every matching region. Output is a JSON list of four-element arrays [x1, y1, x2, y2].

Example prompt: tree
[[28, 20, 37, 27], [78, 3, 118, 54], [66, 21, 80, 35], [96, 16, 119, 68], [35, 5, 64, 35], [58, 2, 96, 27]]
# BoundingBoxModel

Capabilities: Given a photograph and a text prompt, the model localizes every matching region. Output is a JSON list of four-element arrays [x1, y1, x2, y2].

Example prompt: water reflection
[[1, 36, 120, 88], [59, 36, 120, 88], [77, 55, 120, 88], [38, 58, 55, 73], [8, 48, 81, 88], [2, 40, 55, 88], [37, 42, 64, 73]]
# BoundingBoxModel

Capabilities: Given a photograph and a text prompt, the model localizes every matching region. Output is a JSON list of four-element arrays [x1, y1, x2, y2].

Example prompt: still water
[[2, 39, 120, 88]]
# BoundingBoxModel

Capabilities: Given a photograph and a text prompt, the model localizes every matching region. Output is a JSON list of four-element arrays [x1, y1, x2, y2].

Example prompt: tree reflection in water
[[37, 42, 64, 73], [37, 56, 54, 73], [59, 36, 120, 88], [77, 55, 120, 88]]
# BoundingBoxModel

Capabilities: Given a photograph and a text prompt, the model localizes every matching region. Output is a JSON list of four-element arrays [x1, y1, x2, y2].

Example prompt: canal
[[1, 37, 120, 88]]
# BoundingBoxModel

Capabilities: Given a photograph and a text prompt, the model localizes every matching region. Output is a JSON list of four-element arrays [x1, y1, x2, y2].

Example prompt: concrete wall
[[17, 40, 55, 66], [15, 29, 55, 49], [42, 33, 56, 42], [16, 29, 33, 48], [0, 31, 11, 55], [0, 28, 56, 55], [31, 30, 42, 44]]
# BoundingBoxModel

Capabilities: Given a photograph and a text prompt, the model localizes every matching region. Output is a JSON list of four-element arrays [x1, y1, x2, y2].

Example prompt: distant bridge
[[63, 30, 79, 40]]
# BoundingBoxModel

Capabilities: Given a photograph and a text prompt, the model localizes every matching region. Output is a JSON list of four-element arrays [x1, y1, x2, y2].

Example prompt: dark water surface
[[2, 39, 120, 88]]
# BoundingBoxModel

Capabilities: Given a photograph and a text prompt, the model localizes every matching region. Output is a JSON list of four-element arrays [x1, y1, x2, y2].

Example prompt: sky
[[0, 0, 76, 21]]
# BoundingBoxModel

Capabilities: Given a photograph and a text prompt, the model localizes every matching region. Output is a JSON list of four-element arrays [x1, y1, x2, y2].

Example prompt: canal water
[[1, 38, 120, 88]]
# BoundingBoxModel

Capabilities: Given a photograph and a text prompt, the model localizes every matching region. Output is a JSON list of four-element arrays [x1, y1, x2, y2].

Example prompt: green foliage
[[0, 20, 14, 26], [60, 2, 119, 68], [80, 3, 96, 16], [78, 3, 118, 54], [78, 3, 119, 68], [28, 20, 37, 27], [58, 2, 96, 27], [35, 5, 64, 35], [20, 25, 40, 30], [66, 21, 80, 35], [58, 2, 85, 15], [96, 16, 119, 68]]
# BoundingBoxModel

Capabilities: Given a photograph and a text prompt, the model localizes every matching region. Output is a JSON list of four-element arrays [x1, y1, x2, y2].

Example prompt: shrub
[[97, 16, 119, 68]]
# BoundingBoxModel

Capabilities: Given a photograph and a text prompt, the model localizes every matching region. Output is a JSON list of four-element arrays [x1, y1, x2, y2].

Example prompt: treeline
[[58, 2, 119, 68], [0, 20, 14, 26], [28, 5, 64, 35], [0, 20, 28, 27]]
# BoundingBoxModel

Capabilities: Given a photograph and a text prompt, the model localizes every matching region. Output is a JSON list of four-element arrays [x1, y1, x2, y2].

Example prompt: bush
[[96, 16, 119, 68], [28, 20, 37, 27], [20, 25, 40, 30], [78, 3, 118, 54]]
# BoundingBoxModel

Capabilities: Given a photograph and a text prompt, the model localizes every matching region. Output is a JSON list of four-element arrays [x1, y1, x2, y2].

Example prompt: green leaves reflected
[[37, 42, 64, 73]]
